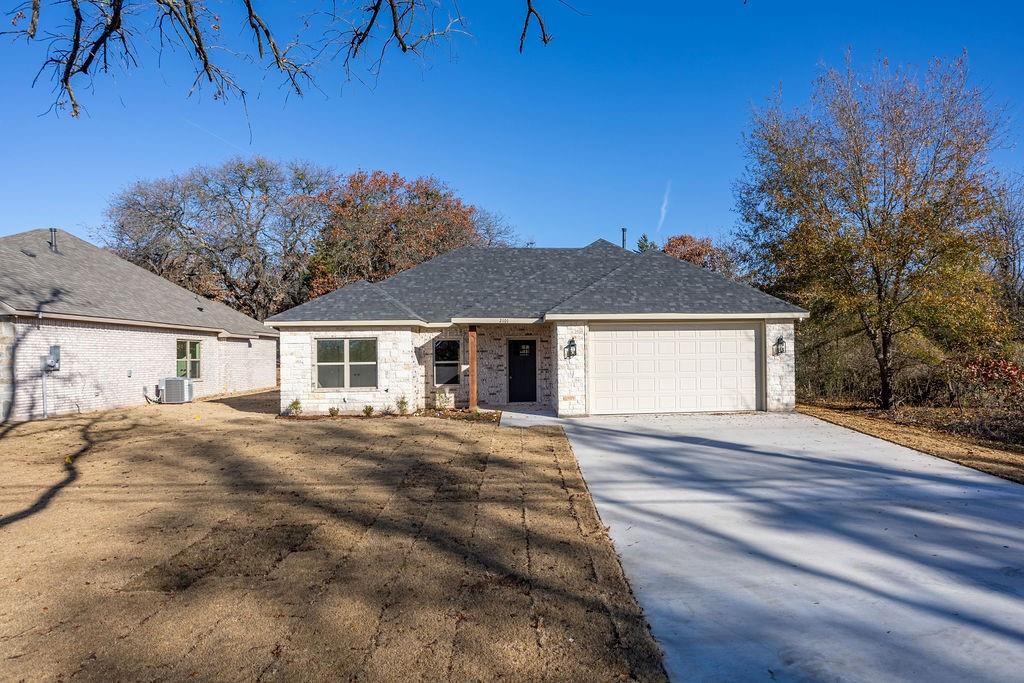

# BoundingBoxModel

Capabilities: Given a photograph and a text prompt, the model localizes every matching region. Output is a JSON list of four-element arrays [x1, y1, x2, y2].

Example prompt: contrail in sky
[[656, 180, 672, 232]]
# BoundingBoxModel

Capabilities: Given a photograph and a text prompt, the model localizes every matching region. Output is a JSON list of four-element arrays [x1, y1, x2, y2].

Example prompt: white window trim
[[176, 339, 202, 380], [433, 338, 461, 386], [315, 338, 378, 390]]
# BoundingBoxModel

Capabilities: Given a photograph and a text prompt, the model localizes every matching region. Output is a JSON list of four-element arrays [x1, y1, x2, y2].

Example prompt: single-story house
[[267, 238, 807, 416], [1, 229, 278, 421]]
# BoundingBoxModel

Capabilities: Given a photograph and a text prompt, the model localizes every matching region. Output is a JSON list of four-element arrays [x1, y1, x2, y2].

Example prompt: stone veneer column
[[554, 323, 588, 416], [764, 321, 796, 411]]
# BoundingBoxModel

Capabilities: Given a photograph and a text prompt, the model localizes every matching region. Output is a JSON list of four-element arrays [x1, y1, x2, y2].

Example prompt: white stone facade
[[1, 316, 278, 422], [279, 323, 557, 415], [764, 321, 796, 411], [276, 319, 798, 417], [554, 323, 588, 416], [279, 326, 425, 415]]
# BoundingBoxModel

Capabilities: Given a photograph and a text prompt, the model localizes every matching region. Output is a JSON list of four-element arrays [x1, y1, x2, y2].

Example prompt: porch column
[[468, 325, 478, 410]]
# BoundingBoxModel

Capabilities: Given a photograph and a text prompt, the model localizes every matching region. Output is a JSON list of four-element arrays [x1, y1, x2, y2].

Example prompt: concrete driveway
[[564, 412, 1024, 682]]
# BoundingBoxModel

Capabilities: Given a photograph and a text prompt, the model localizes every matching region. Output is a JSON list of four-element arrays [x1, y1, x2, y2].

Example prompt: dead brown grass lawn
[[798, 403, 1024, 485], [0, 392, 665, 682]]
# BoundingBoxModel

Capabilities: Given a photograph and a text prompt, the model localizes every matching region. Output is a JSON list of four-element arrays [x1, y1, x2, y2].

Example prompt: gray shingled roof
[[268, 238, 805, 324], [0, 229, 275, 337]]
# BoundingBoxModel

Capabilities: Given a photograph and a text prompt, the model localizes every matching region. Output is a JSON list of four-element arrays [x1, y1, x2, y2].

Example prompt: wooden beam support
[[468, 325, 478, 410]]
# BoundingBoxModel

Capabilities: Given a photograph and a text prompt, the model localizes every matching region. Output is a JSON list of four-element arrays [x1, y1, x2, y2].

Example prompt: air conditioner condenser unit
[[160, 377, 194, 404]]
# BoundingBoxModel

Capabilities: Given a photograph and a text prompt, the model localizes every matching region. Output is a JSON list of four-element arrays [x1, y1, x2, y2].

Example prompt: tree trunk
[[876, 332, 894, 409]]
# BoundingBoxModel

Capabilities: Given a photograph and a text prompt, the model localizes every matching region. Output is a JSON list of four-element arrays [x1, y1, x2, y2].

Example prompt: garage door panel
[[590, 323, 759, 415]]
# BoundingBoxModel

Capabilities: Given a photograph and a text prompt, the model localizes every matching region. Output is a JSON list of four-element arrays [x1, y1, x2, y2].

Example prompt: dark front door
[[508, 339, 537, 403]]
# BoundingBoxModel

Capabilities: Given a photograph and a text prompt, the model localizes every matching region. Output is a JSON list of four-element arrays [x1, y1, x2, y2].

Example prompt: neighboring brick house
[[1, 229, 278, 422], [267, 239, 807, 416]]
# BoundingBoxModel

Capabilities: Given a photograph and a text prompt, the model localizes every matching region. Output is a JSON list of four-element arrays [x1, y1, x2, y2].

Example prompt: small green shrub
[[328, 406, 340, 417], [362, 405, 374, 417], [288, 398, 302, 416], [397, 396, 409, 415], [381, 403, 395, 416]]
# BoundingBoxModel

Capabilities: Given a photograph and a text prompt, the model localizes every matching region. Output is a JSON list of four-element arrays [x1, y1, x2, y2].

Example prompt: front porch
[[425, 322, 557, 411]]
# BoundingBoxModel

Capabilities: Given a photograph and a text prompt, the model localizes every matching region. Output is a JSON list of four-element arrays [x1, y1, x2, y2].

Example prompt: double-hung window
[[176, 340, 201, 379], [316, 338, 378, 389], [433, 339, 461, 385]]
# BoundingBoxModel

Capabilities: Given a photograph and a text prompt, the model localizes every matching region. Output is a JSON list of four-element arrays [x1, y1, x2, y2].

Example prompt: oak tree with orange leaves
[[306, 171, 504, 297], [737, 55, 1007, 408], [662, 234, 735, 277]]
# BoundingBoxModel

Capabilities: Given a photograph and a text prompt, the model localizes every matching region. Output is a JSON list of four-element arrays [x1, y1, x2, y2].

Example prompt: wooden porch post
[[468, 325, 478, 410]]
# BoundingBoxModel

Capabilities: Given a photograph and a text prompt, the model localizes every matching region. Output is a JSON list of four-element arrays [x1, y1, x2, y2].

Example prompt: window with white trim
[[176, 340, 201, 379], [433, 339, 461, 385], [316, 338, 378, 389]]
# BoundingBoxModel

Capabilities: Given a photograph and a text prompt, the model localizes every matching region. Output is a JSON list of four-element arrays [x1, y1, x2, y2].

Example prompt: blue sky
[[1, 1, 1021, 247]]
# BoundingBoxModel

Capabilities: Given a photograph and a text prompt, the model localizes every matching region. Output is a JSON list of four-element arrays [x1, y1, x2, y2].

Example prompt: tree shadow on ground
[[208, 390, 280, 415], [563, 416, 1024, 681], [0, 406, 667, 681]]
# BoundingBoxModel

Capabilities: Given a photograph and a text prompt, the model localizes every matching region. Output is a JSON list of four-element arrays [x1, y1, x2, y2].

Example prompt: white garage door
[[589, 323, 760, 414]]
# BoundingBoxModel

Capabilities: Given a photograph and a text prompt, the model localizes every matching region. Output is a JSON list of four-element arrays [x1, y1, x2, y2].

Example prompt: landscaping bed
[[0, 391, 665, 681]]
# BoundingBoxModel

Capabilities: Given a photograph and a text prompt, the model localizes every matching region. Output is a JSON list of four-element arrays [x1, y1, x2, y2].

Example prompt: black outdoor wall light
[[773, 335, 786, 356], [565, 337, 578, 358]]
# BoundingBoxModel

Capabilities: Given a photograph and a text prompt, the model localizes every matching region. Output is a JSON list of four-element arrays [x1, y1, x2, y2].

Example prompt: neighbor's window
[[433, 339, 461, 386], [176, 340, 201, 379], [316, 338, 378, 389]]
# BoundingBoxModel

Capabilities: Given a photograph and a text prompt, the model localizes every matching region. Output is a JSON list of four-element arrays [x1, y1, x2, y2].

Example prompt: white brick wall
[[279, 323, 557, 414], [279, 327, 423, 415], [477, 324, 554, 407], [275, 320, 798, 416], [1, 316, 277, 422], [764, 321, 796, 411], [554, 323, 587, 416]]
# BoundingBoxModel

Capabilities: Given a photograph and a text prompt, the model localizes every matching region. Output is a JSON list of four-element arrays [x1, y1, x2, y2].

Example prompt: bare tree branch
[[5, 1, 555, 116], [520, 0, 551, 53]]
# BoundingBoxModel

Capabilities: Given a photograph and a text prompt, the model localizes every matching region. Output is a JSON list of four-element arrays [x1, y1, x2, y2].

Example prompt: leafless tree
[[472, 208, 529, 247], [103, 157, 335, 320], [5, 1, 558, 116]]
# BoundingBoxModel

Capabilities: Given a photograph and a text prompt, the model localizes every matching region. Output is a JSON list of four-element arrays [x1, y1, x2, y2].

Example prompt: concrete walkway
[[564, 412, 1024, 682]]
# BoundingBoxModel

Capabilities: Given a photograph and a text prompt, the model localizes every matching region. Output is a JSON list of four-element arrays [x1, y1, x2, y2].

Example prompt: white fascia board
[[5, 307, 278, 338], [544, 311, 809, 322], [0, 299, 18, 315], [449, 317, 544, 324], [268, 319, 434, 328]]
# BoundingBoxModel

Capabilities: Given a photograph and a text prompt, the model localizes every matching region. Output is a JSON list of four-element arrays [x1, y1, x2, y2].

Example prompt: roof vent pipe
[[48, 228, 58, 252], [621, 227, 627, 249]]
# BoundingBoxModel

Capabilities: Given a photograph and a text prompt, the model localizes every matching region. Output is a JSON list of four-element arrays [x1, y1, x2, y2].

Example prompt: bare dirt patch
[[799, 403, 1024, 485], [0, 391, 665, 681]]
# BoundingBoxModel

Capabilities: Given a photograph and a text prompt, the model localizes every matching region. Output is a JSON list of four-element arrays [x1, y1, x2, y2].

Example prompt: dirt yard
[[0, 392, 665, 682], [799, 403, 1024, 485]]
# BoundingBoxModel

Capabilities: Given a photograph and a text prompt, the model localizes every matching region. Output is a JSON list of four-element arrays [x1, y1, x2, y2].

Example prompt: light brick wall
[[554, 323, 588, 416], [414, 324, 555, 409], [764, 321, 796, 411], [276, 320, 798, 416], [477, 323, 554, 407], [279, 327, 423, 415], [279, 323, 557, 414], [1, 316, 277, 422]]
